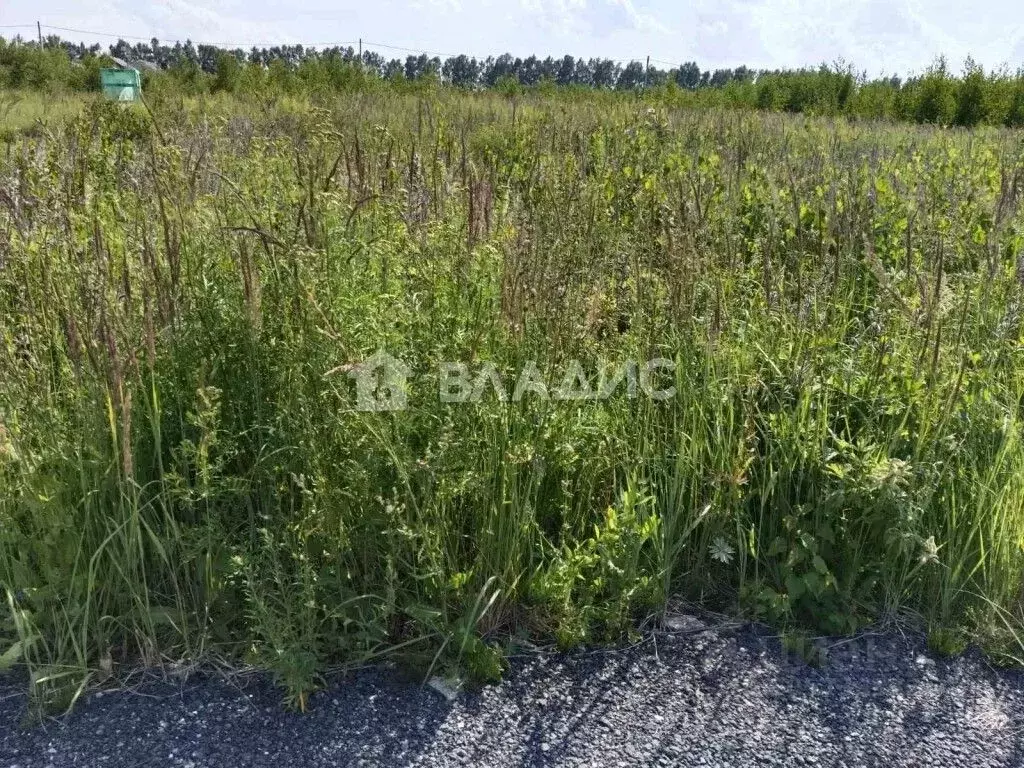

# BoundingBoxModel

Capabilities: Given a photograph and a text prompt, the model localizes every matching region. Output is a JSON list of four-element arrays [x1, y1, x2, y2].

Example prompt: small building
[[100, 58, 142, 101]]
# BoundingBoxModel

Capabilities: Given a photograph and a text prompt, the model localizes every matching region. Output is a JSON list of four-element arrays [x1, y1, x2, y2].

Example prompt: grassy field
[[2, 89, 1024, 709], [0, 89, 89, 136]]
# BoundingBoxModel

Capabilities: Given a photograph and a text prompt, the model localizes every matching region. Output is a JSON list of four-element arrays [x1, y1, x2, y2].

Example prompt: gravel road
[[3, 619, 1024, 767]]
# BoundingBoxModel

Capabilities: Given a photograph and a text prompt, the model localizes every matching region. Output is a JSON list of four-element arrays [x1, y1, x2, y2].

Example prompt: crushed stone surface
[[3, 623, 1023, 767]]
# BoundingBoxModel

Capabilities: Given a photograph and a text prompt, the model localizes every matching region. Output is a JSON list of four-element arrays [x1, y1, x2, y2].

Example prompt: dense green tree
[[913, 59, 957, 124], [673, 61, 701, 89], [1006, 75, 1024, 127], [443, 54, 479, 87], [590, 58, 621, 88], [954, 59, 987, 127], [617, 61, 647, 90], [212, 50, 242, 92]]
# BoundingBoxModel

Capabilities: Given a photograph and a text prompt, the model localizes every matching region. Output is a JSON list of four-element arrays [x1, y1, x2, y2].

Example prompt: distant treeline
[[4, 34, 1024, 127]]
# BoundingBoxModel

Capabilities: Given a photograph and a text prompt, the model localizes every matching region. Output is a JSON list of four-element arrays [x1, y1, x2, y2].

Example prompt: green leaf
[[786, 573, 805, 600], [0, 640, 24, 672], [803, 572, 823, 599]]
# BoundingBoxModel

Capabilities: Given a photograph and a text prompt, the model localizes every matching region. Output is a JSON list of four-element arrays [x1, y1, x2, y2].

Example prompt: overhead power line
[[1, 21, 663, 68], [40, 23, 153, 40], [363, 41, 647, 67], [31, 26, 508, 62], [361, 40, 464, 59], [4, 22, 359, 50]]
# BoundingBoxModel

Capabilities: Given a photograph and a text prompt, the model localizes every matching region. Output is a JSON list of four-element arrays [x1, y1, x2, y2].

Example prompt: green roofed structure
[[99, 65, 142, 102]]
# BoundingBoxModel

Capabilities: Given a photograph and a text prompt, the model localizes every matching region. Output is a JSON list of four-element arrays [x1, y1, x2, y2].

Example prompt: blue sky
[[2, 0, 1023, 77]]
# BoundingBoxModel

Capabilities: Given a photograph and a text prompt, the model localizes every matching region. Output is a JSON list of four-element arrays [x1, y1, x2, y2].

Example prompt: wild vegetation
[[4, 34, 1024, 128], [2, 85, 1024, 711]]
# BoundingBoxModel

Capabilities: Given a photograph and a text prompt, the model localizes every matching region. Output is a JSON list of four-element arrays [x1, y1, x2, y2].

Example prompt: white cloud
[[517, 0, 669, 40], [2, 0, 1023, 75], [609, 0, 671, 35], [411, 0, 462, 13]]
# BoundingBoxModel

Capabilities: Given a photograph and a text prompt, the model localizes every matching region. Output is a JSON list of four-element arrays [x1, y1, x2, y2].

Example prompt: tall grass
[[0, 89, 89, 136], [2, 92, 1024, 708]]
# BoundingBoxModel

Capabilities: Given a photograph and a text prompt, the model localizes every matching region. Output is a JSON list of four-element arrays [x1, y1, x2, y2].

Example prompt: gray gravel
[[3, 620, 1024, 767]]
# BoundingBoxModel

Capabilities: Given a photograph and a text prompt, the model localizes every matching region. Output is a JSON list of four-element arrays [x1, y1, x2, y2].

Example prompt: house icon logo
[[348, 350, 412, 411]]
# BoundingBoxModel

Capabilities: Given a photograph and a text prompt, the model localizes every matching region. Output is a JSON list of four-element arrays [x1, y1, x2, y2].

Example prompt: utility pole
[[358, 38, 362, 66], [645, 55, 650, 88], [37, 21, 42, 47]]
